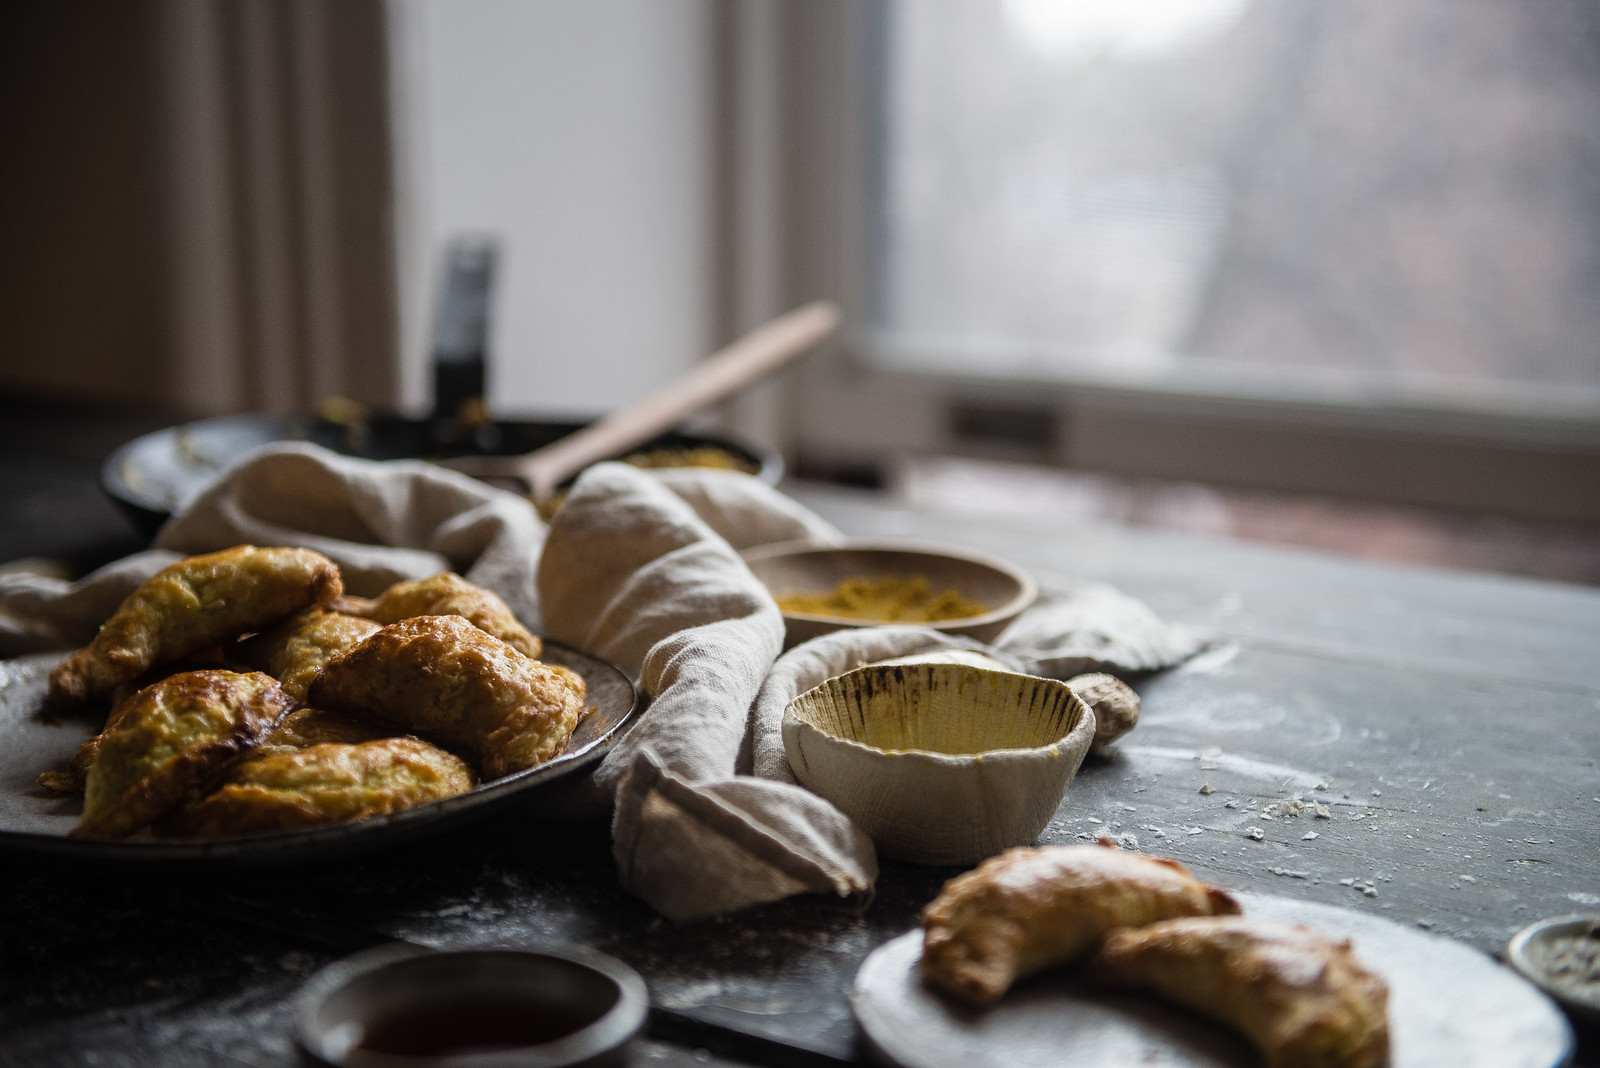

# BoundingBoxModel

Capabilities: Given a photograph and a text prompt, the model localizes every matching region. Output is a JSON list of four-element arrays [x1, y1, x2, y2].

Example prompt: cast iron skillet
[[101, 411, 782, 537]]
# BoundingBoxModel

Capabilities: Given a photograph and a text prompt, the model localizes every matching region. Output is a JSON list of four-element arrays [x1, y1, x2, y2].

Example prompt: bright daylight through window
[[870, 0, 1600, 415]]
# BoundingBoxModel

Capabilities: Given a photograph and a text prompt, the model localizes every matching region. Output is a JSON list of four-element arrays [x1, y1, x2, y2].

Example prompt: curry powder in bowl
[[776, 574, 988, 624], [743, 540, 1038, 650]]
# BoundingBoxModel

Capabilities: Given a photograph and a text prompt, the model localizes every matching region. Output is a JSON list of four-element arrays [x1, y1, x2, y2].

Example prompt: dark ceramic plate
[[101, 412, 783, 535], [0, 641, 636, 866]]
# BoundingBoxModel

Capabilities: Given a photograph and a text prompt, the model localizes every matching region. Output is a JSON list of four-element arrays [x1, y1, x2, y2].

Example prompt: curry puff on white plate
[[1091, 915, 1391, 1068], [917, 840, 1390, 1068], [919, 840, 1241, 1006], [36, 546, 583, 840]]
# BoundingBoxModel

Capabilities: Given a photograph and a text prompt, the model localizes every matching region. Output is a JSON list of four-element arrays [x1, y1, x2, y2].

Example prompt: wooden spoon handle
[[509, 300, 840, 501]]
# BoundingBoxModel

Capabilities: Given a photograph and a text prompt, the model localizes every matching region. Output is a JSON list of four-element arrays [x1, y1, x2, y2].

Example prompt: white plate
[[852, 891, 1574, 1068]]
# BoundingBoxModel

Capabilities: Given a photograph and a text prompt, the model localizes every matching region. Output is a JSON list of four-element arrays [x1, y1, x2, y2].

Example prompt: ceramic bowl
[[742, 540, 1037, 650], [1506, 914, 1600, 1027], [783, 661, 1093, 865], [295, 943, 649, 1068]]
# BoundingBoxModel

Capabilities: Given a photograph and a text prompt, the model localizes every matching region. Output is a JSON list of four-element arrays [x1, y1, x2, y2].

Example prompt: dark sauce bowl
[[295, 944, 648, 1068], [102, 412, 782, 537]]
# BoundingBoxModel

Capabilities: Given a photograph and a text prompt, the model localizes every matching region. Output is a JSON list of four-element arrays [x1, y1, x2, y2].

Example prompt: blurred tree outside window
[[872, 0, 1600, 411]]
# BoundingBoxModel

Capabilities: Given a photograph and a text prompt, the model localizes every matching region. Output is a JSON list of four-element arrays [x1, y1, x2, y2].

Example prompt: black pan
[[101, 411, 783, 536]]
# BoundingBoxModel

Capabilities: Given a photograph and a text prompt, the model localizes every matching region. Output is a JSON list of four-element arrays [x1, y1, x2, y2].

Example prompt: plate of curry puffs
[[0, 545, 637, 862], [853, 840, 1574, 1068]]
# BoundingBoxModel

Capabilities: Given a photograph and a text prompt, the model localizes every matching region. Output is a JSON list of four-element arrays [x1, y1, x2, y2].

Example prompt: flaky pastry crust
[[250, 706, 392, 757], [72, 670, 293, 838], [1090, 916, 1390, 1068], [160, 736, 475, 838], [919, 840, 1240, 1006], [307, 615, 583, 779], [365, 573, 542, 659], [234, 607, 381, 703], [37, 683, 143, 795], [48, 545, 341, 708]]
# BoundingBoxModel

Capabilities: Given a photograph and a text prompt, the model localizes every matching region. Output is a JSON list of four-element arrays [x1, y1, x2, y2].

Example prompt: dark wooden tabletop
[[2, 406, 1596, 1067]]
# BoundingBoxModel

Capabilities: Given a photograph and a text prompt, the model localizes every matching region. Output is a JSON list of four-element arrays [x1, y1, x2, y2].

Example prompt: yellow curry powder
[[776, 574, 987, 623], [621, 445, 757, 474]]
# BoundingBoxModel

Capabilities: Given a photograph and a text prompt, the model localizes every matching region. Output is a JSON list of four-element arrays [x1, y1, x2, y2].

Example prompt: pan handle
[[430, 236, 498, 449]]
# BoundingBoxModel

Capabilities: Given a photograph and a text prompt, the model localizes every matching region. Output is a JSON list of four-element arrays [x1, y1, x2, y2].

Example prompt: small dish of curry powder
[[742, 539, 1038, 649], [777, 575, 987, 623]]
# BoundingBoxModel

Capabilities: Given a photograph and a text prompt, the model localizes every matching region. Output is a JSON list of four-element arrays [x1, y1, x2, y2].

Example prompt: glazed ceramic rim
[[1506, 913, 1600, 1022], [294, 942, 650, 1068], [787, 662, 1089, 762], [742, 538, 1039, 632]]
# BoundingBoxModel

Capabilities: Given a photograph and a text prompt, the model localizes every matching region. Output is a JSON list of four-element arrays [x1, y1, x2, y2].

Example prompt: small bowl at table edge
[[1506, 913, 1600, 1026], [294, 942, 649, 1068]]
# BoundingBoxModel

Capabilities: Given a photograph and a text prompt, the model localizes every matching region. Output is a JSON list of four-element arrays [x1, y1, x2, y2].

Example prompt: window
[[773, 1, 1600, 522]]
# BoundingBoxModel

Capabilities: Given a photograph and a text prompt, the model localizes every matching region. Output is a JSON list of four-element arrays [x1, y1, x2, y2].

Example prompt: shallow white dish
[[852, 891, 1574, 1068]]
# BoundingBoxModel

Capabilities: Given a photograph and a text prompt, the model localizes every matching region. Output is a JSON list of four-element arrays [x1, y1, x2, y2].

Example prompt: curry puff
[[49, 545, 342, 708], [919, 840, 1240, 1006], [309, 615, 584, 779], [250, 706, 392, 757], [364, 572, 542, 660], [1091, 916, 1391, 1068], [234, 607, 382, 703], [72, 670, 293, 839], [37, 681, 145, 795], [160, 736, 475, 838], [41, 657, 273, 797]]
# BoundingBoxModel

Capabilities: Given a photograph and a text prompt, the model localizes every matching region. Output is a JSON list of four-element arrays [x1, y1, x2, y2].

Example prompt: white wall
[[390, 0, 716, 417]]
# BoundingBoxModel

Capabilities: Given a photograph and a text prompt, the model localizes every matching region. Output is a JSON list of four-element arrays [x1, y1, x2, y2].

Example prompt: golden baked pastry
[[544, 662, 587, 701], [48, 545, 342, 708], [160, 736, 475, 838], [234, 607, 381, 703], [40, 662, 238, 796], [920, 840, 1240, 1006], [327, 593, 378, 617], [37, 682, 141, 795], [308, 615, 584, 779], [249, 706, 392, 757], [1090, 916, 1391, 1068], [365, 572, 541, 659], [36, 750, 93, 796], [72, 670, 293, 838]]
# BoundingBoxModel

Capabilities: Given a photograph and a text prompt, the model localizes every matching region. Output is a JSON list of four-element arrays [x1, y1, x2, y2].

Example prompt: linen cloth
[[0, 443, 1205, 922]]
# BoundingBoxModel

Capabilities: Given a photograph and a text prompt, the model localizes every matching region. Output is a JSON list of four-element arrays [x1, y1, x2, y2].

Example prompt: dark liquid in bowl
[[356, 998, 590, 1056]]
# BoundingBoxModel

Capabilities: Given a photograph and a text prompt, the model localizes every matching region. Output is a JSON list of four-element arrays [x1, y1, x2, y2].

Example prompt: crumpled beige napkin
[[535, 463, 884, 921], [0, 442, 1205, 923], [0, 443, 546, 651]]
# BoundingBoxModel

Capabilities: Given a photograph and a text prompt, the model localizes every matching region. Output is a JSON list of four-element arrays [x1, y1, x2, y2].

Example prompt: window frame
[[748, 1, 1600, 524]]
